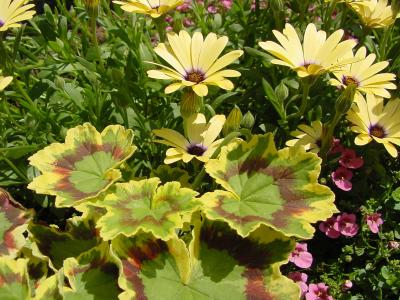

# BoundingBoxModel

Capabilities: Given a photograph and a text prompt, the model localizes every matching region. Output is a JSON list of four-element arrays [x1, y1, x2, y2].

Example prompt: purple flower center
[[185, 70, 205, 83], [341, 75, 360, 87], [369, 124, 386, 138], [0, 20, 4, 27], [187, 143, 207, 156]]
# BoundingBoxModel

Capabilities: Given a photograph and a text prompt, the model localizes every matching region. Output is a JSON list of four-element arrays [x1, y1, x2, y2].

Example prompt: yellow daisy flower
[[346, 93, 400, 157], [0, 0, 36, 32], [153, 113, 226, 164], [258, 23, 357, 77], [0, 75, 12, 91], [286, 120, 323, 153], [147, 30, 243, 96], [330, 46, 396, 99], [113, 0, 183, 18], [348, 0, 399, 28]]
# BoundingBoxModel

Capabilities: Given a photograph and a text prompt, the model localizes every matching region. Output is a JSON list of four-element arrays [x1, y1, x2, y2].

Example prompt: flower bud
[[54, 76, 65, 89], [341, 280, 353, 291], [85, 0, 99, 18], [180, 89, 202, 119], [335, 84, 357, 116], [223, 106, 242, 136], [275, 82, 289, 101], [388, 241, 399, 250], [241, 111, 255, 129], [344, 255, 352, 262]]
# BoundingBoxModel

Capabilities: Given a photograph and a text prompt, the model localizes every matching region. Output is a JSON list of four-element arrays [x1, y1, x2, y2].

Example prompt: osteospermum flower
[[113, 0, 183, 18], [346, 93, 400, 157], [348, 0, 400, 28], [147, 30, 243, 96], [258, 23, 357, 77], [153, 113, 225, 163], [286, 120, 323, 153], [0, 0, 36, 32], [330, 46, 396, 99], [0, 75, 12, 91]]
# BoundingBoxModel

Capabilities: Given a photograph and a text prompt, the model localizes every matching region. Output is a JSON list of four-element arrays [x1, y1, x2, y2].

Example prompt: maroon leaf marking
[[0, 189, 29, 255], [51, 143, 124, 201], [242, 268, 273, 300]]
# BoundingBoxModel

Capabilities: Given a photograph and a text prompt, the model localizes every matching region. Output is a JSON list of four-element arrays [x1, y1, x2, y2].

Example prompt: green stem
[[1, 157, 28, 182], [287, 80, 311, 120], [0, 33, 12, 72], [13, 80, 45, 121], [379, 25, 393, 60], [153, 17, 166, 42], [89, 15, 104, 71]]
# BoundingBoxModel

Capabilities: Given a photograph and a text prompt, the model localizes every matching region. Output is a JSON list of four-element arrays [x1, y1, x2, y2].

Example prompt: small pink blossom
[[329, 138, 344, 155], [332, 167, 353, 191], [339, 149, 364, 169], [176, 0, 191, 12], [221, 0, 233, 9], [366, 212, 383, 233], [166, 26, 173, 31], [342, 280, 353, 291], [207, 5, 218, 13], [288, 272, 308, 295], [305, 283, 333, 300], [319, 216, 341, 239], [289, 243, 313, 268], [165, 16, 173, 23], [183, 17, 194, 27], [334, 213, 359, 237]]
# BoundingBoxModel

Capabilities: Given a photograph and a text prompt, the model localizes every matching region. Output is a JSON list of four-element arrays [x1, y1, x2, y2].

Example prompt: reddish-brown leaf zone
[[0, 273, 23, 288], [51, 142, 125, 201], [120, 239, 167, 300], [0, 189, 29, 255], [218, 156, 309, 230], [242, 268, 273, 300]]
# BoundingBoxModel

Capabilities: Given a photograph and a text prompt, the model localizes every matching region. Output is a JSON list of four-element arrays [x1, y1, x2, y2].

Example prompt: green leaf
[[203, 134, 337, 238], [96, 178, 199, 240], [0, 188, 31, 257], [63, 244, 122, 300], [262, 79, 285, 119], [28, 123, 136, 208], [33, 274, 63, 300], [392, 187, 400, 202], [111, 221, 299, 300], [0, 257, 30, 300], [28, 217, 101, 270]]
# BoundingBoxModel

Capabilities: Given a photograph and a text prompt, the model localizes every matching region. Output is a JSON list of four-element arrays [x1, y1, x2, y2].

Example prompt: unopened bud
[[335, 84, 357, 116], [85, 0, 99, 18], [240, 111, 255, 129], [180, 89, 202, 119], [223, 106, 242, 136], [54, 76, 65, 89], [341, 280, 353, 291], [275, 81, 289, 101], [389, 241, 399, 250], [344, 255, 352, 262]]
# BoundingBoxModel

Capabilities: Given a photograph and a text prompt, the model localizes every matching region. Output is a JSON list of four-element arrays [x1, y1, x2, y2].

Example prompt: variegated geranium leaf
[[0, 257, 30, 299], [111, 221, 299, 300], [28, 123, 136, 208], [63, 243, 122, 300], [28, 217, 100, 270], [33, 273, 63, 300], [203, 133, 337, 238], [0, 188, 31, 257], [96, 178, 199, 241], [150, 164, 191, 187]]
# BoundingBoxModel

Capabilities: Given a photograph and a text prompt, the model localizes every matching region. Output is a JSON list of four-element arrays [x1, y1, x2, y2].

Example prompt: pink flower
[[339, 149, 364, 169], [165, 16, 173, 23], [166, 26, 173, 31], [221, 0, 233, 9], [305, 283, 333, 300], [183, 17, 194, 27], [319, 216, 341, 238], [342, 280, 353, 291], [176, 0, 191, 12], [288, 272, 308, 295], [329, 138, 344, 155], [289, 243, 313, 268], [366, 212, 383, 233], [334, 213, 359, 237], [207, 5, 218, 13], [332, 167, 353, 191]]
